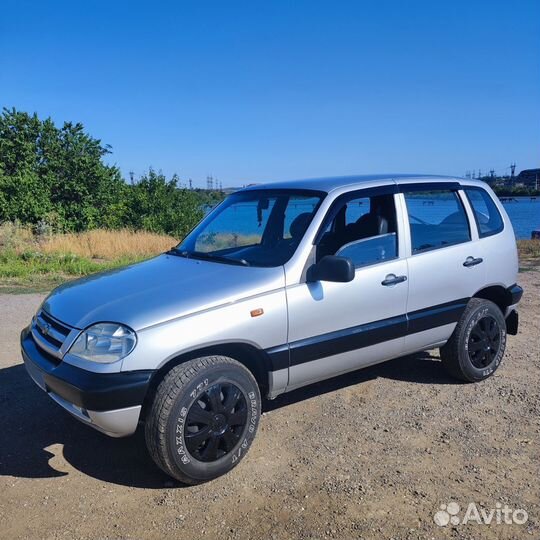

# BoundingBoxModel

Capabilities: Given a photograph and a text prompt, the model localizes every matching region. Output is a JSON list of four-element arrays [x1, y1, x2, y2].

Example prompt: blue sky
[[1, 1, 539, 187]]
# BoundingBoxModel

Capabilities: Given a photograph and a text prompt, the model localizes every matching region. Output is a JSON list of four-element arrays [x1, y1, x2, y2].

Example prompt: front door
[[285, 188, 409, 391]]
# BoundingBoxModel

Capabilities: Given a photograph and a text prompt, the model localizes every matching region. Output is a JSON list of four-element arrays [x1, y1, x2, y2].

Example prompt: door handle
[[463, 256, 483, 267], [381, 274, 408, 286]]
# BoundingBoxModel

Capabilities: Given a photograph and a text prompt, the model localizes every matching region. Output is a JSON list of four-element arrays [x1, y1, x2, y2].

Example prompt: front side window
[[404, 190, 470, 254], [177, 190, 324, 267], [336, 233, 397, 267], [464, 187, 504, 238], [317, 193, 398, 268]]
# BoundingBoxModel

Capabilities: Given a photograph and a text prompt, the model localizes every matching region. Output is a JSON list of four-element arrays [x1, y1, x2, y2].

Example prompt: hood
[[42, 254, 285, 330]]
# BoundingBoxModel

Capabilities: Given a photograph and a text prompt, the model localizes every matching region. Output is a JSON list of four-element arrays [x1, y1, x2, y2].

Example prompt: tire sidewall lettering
[[174, 406, 191, 464], [171, 371, 260, 474], [464, 306, 506, 377], [174, 377, 211, 465]]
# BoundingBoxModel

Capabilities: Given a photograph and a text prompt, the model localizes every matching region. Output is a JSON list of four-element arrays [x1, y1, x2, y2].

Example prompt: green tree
[[124, 169, 203, 237], [0, 165, 52, 223], [0, 108, 207, 237], [0, 107, 125, 230]]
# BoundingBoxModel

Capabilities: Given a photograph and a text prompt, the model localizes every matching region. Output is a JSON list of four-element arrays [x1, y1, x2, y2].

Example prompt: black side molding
[[266, 298, 469, 370]]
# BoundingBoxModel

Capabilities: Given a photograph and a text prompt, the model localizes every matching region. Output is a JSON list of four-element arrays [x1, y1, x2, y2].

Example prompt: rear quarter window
[[464, 187, 504, 238], [404, 190, 471, 254]]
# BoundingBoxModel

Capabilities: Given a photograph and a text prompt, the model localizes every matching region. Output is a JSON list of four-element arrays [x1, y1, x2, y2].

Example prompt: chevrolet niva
[[22, 174, 523, 483]]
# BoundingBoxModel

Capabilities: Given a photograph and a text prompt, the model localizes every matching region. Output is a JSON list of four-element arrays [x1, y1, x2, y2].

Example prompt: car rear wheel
[[440, 298, 507, 382], [145, 355, 261, 484]]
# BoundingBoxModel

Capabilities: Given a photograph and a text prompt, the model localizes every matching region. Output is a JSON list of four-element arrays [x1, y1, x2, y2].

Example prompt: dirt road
[[0, 270, 538, 539]]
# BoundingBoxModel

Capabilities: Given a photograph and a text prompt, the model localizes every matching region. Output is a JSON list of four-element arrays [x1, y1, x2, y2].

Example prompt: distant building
[[516, 168, 540, 189]]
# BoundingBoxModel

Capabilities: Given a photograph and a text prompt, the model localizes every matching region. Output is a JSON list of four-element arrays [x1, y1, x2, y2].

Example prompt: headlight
[[69, 323, 137, 363]]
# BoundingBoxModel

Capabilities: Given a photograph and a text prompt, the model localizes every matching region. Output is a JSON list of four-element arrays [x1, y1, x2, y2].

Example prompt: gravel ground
[[0, 269, 538, 540]]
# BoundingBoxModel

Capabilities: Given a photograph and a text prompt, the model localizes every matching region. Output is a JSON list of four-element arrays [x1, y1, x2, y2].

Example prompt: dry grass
[[0, 222, 35, 252], [0, 223, 178, 292], [2, 221, 539, 263], [1, 221, 539, 292], [41, 229, 177, 260], [517, 239, 540, 261], [0, 222, 176, 260]]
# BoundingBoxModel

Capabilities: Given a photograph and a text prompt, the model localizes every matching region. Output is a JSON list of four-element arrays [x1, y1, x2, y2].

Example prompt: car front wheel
[[145, 355, 261, 484]]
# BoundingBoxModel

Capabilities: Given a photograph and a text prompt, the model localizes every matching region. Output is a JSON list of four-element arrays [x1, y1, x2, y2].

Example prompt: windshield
[[176, 189, 325, 267]]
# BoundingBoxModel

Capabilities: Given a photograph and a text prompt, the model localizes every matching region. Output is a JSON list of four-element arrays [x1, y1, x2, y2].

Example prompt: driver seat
[[345, 212, 389, 243]]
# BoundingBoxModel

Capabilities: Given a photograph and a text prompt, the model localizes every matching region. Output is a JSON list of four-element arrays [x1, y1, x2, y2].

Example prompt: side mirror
[[306, 255, 355, 283]]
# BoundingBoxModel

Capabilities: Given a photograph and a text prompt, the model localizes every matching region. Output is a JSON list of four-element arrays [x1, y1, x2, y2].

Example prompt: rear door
[[283, 186, 410, 390], [400, 183, 486, 353]]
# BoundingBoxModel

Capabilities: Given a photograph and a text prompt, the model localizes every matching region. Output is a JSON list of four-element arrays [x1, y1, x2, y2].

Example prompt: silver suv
[[21, 174, 523, 484]]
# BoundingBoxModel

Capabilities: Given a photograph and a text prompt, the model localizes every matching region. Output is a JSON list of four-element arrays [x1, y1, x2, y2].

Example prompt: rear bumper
[[21, 327, 154, 437], [506, 284, 523, 306]]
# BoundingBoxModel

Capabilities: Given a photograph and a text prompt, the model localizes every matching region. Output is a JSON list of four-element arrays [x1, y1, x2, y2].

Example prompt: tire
[[145, 355, 261, 484], [440, 298, 507, 382]]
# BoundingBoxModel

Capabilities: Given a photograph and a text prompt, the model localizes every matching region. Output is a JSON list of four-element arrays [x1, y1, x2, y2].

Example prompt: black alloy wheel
[[145, 356, 261, 484], [185, 382, 248, 462], [467, 315, 501, 369], [440, 298, 507, 382]]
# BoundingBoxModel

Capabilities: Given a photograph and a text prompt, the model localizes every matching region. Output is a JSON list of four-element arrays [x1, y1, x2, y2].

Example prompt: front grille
[[31, 309, 74, 361]]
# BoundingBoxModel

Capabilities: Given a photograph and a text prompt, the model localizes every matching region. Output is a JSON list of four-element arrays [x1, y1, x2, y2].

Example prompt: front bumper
[[21, 327, 154, 437]]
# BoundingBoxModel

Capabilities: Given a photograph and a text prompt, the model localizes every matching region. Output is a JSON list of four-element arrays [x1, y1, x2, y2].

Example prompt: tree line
[[0, 108, 225, 237]]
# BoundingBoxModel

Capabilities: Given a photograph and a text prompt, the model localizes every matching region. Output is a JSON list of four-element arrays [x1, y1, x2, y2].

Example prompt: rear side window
[[464, 188, 504, 238], [404, 190, 471, 254]]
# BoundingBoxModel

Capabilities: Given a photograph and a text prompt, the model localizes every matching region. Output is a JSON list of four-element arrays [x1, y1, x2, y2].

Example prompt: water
[[403, 196, 540, 239], [498, 197, 540, 239], [204, 196, 540, 240]]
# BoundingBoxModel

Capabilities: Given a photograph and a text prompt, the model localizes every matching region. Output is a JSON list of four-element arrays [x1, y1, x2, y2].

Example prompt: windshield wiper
[[190, 251, 250, 266], [166, 248, 249, 266], [165, 247, 190, 258]]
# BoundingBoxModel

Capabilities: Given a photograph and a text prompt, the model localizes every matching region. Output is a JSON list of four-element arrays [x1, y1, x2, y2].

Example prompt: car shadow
[[263, 351, 460, 412], [0, 363, 172, 488], [0, 353, 458, 488]]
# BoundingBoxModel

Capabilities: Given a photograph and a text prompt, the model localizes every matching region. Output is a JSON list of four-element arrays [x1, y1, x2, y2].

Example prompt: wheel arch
[[140, 342, 272, 421], [473, 284, 511, 314]]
